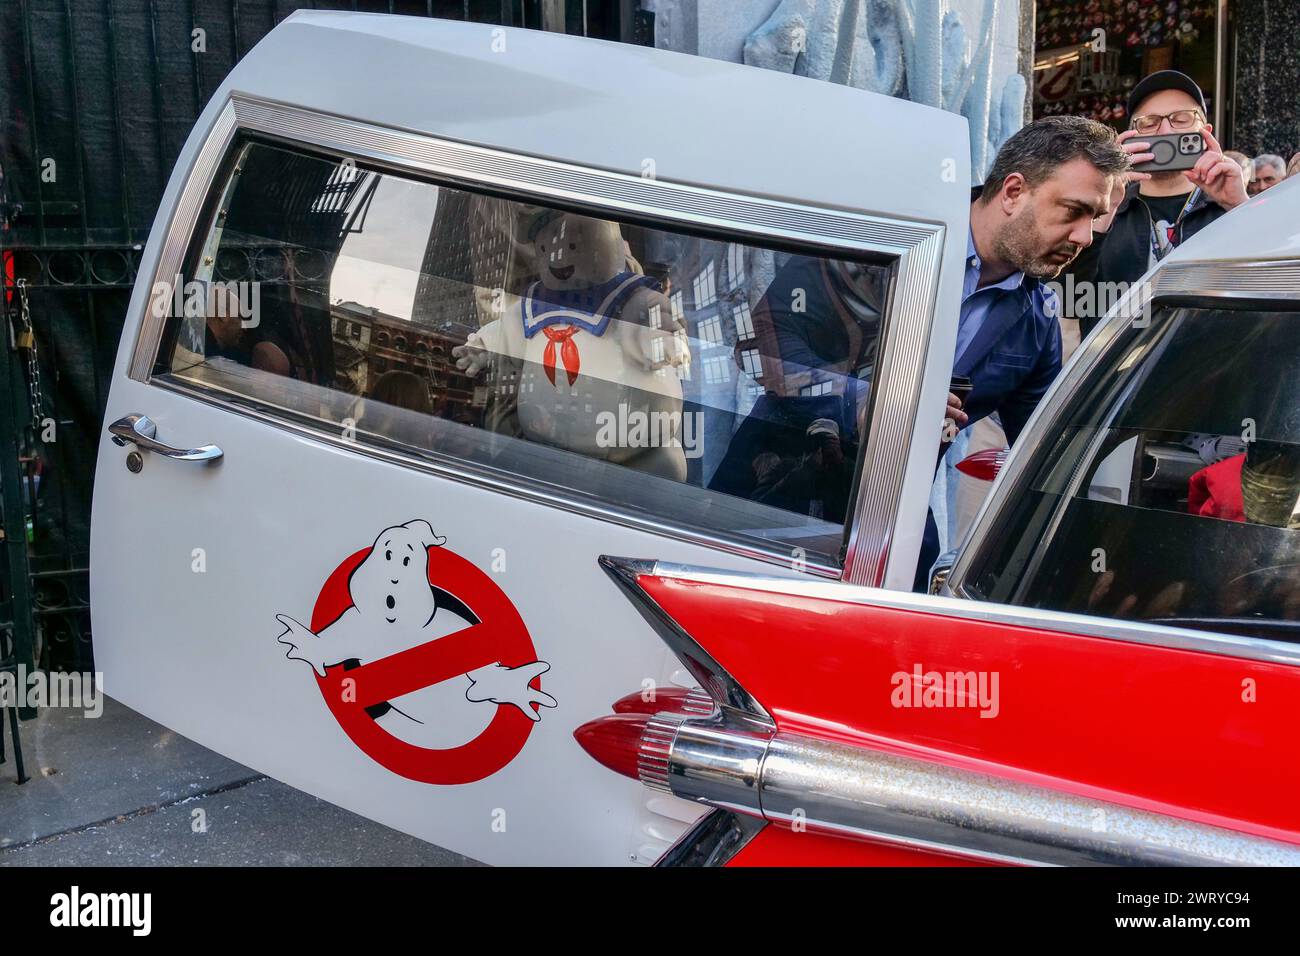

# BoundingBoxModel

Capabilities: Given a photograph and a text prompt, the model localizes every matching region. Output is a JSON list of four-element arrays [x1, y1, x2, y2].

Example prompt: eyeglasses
[[1130, 109, 1205, 134]]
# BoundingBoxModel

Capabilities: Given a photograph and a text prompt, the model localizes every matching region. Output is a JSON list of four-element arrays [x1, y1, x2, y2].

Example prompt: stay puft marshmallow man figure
[[275, 520, 555, 746], [452, 210, 691, 481]]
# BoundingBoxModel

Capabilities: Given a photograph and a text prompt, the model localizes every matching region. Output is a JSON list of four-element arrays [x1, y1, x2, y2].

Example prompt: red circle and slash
[[1037, 62, 1075, 103], [310, 544, 540, 785]]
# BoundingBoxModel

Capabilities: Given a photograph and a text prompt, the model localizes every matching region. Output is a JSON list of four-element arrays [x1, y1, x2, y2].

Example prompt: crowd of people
[[919, 67, 1296, 588], [1224, 150, 1300, 196]]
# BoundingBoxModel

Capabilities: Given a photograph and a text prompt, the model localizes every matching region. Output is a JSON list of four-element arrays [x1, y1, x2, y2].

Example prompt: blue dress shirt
[[954, 227, 1026, 367]]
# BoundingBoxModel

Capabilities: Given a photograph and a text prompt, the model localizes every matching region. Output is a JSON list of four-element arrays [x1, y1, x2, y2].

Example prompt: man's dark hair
[[979, 116, 1130, 203]]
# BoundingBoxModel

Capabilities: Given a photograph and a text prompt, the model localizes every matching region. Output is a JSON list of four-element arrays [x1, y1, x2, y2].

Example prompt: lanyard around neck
[[1148, 188, 1201, 262]]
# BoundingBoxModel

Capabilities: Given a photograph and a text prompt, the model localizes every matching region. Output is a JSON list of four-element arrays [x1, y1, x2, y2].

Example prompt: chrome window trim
[[1151, 257, 1300, 299], [129, 93, 950, 584], [636, 558, 1300, 668], [949, 262, 1300, 613], [150, 375, 845, 576], [849, 229, 945, 586], [133, 99, 241, 382]]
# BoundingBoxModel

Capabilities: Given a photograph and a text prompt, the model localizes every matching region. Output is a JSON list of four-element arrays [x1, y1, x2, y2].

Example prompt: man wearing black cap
[[1062, 70, 1248, 337]]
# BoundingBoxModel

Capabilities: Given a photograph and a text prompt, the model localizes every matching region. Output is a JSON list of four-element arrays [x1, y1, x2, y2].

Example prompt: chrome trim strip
[[599, 556, 774, 720], [637, 558, 1300, 667], [231, 95, 937, 254], [130, 100, 238, 380], [776, 821, 1040, 867], [758, 732, 1300, 867], [1152, 258, 1300, 299], [847, 229, 946, 587], [148, 377, 843, 576], [667, 717, 772, 816], [129, 93, 950, 586], [655, 809, 767, 868]]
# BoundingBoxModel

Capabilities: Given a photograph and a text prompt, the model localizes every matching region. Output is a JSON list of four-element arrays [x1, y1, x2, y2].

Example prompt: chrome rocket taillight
[[635, 714, 679, 792], [575, 694, 773, 816], [573, 687, 723, 792], [956, 446, 1009, 481], [610, 687, 715, 718]]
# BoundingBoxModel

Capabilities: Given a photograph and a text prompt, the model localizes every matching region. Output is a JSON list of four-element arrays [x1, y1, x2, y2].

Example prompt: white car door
[[89, 11, 970, 865]]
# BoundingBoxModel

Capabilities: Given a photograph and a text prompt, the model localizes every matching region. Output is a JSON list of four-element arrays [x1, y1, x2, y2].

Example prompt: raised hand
[[466, 661, 558, 722], [452, 332, 493, 377], [1185, 126, 1248, 211], [1095, 130, 1155, 233], [276, 613, 328, 678]]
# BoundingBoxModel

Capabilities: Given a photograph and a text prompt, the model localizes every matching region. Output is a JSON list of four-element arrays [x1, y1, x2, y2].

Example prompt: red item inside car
[[1187, 453, 1246, 522]]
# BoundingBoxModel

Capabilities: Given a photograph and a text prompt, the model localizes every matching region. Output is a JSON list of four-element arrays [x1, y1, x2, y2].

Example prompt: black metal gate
[[0, 1, 652, 696]]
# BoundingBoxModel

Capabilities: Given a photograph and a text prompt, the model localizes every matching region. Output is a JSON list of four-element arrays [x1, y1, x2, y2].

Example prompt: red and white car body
[[90, 12, 1300, 866]]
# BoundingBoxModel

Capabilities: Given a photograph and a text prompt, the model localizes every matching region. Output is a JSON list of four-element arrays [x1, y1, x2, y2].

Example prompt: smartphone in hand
[[941, 376, 974, 451], [949, 375, 974, 408], [1131, 131, 1205, 173]]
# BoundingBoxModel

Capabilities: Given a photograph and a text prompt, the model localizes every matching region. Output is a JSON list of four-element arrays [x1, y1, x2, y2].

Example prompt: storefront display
[[1033, 0, 1219, 127]]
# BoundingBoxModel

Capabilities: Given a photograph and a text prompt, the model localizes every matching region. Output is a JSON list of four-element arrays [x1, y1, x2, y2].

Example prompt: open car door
[[89, 12, 971, 865]]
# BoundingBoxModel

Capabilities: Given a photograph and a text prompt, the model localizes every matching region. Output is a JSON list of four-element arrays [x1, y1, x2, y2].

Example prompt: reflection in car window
[[155, 140, 893, 569], [965, 305, 1300, 641]]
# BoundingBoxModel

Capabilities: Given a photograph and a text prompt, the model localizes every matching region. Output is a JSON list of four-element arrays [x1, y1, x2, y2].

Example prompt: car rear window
[[150, 139, 895, 570], [963, 304, 1300, 642]]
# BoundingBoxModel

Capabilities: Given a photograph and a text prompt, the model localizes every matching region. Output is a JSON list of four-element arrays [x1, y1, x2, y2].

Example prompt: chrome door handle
[[108, 414, 223, 462]]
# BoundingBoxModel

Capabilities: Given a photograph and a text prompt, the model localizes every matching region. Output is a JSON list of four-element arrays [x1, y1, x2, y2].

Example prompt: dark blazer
[[952, 186, 1062, 446], [951, 270, 1062, 447], [913, 187, 1065, 589]]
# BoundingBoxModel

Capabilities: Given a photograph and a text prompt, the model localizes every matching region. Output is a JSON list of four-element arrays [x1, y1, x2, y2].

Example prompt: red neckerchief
[[540, 325, 581, 387]]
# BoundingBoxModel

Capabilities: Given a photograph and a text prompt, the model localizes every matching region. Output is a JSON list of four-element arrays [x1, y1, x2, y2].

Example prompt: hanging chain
[[15, 278, 45, 435]]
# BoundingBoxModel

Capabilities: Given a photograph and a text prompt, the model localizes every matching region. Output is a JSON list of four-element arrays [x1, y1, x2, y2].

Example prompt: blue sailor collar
[[522, 271, 660, 338]]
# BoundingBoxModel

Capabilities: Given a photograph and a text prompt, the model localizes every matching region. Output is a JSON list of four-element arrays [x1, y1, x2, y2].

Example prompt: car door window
[[962, 304, 1300, 641], [151, 139, 894, 570]]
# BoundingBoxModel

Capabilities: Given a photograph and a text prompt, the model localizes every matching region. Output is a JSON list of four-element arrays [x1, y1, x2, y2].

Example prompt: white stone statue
[[741, 0, 1025, 180]]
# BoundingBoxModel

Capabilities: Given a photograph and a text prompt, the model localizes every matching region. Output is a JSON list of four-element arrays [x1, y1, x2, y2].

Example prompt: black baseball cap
[[1126, 70, 1208, 122]]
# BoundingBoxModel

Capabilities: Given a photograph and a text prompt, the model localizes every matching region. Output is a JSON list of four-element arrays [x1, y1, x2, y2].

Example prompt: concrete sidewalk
[[0, 696, 477, 866]]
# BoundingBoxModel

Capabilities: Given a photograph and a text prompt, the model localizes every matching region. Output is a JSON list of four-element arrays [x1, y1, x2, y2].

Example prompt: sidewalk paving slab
[[0, 694, 476, 866]]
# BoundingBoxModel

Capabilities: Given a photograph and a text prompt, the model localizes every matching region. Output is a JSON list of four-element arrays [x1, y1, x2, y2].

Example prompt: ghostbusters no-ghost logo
[[274, 520, 556, 785]]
